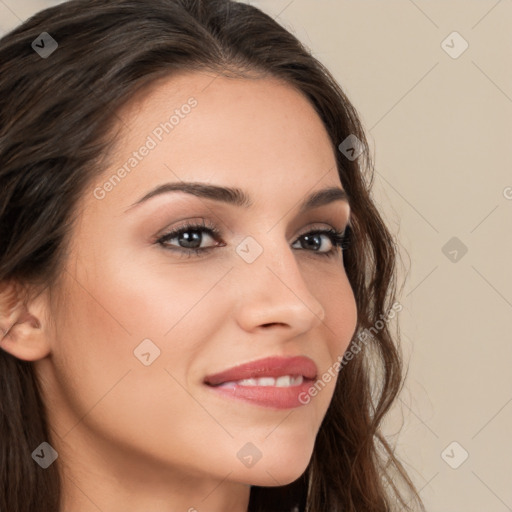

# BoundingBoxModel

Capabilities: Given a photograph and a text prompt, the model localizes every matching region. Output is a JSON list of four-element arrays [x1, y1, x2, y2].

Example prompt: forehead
[[88, 71, 342, 214]]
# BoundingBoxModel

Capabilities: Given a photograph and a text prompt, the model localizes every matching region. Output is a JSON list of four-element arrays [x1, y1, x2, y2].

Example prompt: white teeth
[[258, 377, 276, 386], [237, 378, 257, 386], [291, 375, 304, 386], [275, 375, 304, 386], [275, 375, 291, 387], [218, 375, 304, 387]]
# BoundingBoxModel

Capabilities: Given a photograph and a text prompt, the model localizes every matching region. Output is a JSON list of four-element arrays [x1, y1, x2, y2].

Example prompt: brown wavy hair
[[0, 0, 425, 510]]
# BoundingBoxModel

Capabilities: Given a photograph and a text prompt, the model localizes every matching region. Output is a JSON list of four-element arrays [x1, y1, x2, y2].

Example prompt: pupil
[[179, 230, 202, 248], [302, 234, 321, 251]]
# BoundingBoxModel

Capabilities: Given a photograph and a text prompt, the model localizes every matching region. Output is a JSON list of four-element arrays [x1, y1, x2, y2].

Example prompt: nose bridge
[[233, 230, 326, 331]]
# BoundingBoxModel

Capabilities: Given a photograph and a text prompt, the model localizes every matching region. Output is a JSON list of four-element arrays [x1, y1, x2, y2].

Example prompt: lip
[[203, 355, 318, 410], [204, 355, 318, 385]]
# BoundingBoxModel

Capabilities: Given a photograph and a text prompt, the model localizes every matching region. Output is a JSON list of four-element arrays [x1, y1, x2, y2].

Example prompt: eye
[[156, 219, 223, 257], [291, 227, 350, 258], [155, 220, 351, 259]]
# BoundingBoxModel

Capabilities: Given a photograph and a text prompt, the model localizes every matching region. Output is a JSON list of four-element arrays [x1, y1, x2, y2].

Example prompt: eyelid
[[153, 217, 220, 242], [295, 221, 348, 237], [156, 218, 348, 243]]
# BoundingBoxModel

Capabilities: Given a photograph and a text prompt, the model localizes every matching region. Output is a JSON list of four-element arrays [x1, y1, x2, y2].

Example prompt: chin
[[234, 443, 314, 487], [243, 464, 310, 488]]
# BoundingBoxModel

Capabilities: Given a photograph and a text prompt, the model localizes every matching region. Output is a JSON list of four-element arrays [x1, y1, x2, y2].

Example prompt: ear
[[0, 279, 52, 361]]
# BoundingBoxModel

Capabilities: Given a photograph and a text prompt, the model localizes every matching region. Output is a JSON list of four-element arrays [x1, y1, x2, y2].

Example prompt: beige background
[[1, 1, 511, 510]]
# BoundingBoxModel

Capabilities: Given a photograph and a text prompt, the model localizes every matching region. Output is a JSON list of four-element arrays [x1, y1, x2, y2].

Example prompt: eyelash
[[155, 219, 352, 259]]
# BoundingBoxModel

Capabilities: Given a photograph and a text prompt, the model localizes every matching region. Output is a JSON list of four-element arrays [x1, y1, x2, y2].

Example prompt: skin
[[1, 71, 357, 511]]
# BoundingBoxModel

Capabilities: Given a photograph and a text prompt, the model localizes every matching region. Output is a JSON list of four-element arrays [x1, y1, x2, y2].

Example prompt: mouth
[[203, 355, 318, 410]]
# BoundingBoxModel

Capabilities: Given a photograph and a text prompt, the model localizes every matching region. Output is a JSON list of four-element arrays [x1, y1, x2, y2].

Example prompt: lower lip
[[205, 380, 315, 409]]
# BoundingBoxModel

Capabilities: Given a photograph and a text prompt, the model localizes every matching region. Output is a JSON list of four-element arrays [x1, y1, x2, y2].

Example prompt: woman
[[0, 0, 425, 510]]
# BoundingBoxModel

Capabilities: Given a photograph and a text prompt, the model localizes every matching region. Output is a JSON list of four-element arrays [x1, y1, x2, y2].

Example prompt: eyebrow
[[125, 181, 350, 215]]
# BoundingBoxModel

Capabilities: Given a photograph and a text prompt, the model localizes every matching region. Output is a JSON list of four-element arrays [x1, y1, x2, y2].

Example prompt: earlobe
[[0, 280, 51, 362]]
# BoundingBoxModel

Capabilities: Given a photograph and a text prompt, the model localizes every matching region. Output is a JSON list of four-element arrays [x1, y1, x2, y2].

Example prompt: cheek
[[52, 248, 231, 411], [94, 241, 232, 338], [48, 268, 228, 467], [315, 269, 358, 397], [311, 265, 358, 359]]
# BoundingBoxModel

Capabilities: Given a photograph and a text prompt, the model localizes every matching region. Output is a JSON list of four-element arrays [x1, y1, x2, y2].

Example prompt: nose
[[233, 236, 326, 336]]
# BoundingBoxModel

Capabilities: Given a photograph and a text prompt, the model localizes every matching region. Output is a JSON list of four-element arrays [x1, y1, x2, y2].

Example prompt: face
[[36, 71, 357, 502]]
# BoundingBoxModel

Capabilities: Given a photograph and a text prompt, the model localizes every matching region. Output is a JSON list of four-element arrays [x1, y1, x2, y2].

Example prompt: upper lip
[[204, 355, 318, 386]]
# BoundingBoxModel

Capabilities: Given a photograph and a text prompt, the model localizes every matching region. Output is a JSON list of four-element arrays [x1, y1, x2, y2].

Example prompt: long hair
[[0, 1, 425, 510]]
